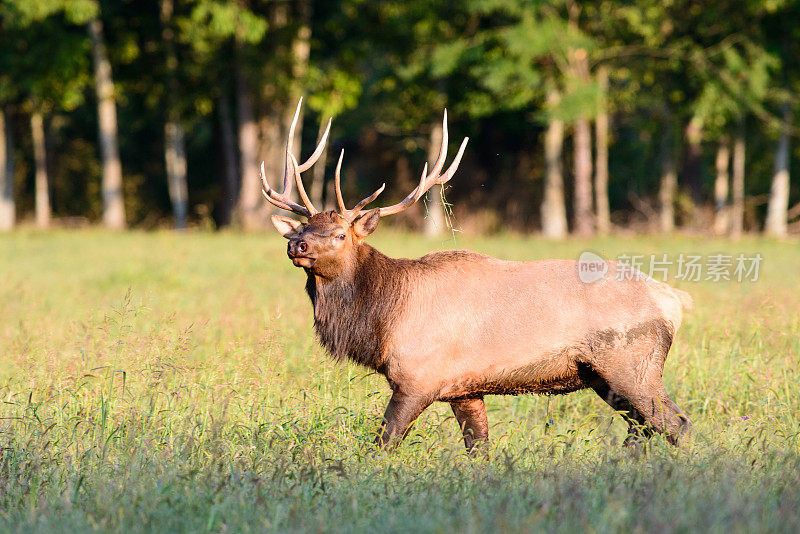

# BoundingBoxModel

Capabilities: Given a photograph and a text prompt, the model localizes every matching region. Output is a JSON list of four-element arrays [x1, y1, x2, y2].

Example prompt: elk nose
[[288, 239, 308, 256]]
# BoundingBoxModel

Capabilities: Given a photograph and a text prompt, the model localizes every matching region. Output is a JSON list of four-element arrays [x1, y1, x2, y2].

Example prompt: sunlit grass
[[0, 229, 798, 532]]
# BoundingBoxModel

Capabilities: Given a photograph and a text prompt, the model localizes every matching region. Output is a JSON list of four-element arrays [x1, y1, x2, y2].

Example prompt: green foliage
[[691, 29, 779, 136], [0, 0, 92, 112], [181, 0, 267, 53], [417, 2, 603, 121], [2, 0, 97, 26], [306, 68, 362, 118], [0, 0, 798, 227]]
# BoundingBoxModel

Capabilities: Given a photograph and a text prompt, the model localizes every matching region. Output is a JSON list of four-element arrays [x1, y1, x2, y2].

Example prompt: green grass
[[0, 229, 798, 533]]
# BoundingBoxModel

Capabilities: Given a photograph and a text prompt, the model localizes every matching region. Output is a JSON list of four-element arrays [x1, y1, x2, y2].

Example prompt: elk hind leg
[[450, 397, 489, 453], [641, 385, 692, 445], [588, 376, 653, 445], [595, 343, 691, 446]]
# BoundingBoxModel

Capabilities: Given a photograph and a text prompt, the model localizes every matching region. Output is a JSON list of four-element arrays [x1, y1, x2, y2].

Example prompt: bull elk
[[265, 99, 692, 452]]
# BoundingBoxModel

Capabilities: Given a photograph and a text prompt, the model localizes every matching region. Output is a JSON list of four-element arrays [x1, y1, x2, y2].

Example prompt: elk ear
[[352, 209, 380, 238], [271, 215, 303, 239]]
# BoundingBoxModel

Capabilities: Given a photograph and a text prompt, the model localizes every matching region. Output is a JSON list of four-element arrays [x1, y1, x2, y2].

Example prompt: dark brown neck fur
[[305, 243, 408, 372]]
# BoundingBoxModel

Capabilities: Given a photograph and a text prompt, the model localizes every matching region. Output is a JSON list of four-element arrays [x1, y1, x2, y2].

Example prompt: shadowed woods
[[0, 1, 798, 237]]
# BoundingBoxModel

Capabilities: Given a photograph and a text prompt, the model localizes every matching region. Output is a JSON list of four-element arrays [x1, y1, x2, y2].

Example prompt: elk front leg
[[450, 397, 489, 452], [375, 391, 431, 449]]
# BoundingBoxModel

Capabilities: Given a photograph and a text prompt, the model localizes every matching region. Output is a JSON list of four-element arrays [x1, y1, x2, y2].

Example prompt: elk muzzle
[[287, 238, 315, 268]]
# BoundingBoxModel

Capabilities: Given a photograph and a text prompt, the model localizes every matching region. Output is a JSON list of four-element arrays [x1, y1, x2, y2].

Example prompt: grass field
[[0, 229, 798, 533]]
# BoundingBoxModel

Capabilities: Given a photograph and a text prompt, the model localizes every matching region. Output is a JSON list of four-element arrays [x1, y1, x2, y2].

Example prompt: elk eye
[[335, 233, 346, 241]]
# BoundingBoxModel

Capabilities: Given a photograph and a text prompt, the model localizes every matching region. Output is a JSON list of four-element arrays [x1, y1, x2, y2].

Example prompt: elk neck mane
[[305, 243, 410, 371]]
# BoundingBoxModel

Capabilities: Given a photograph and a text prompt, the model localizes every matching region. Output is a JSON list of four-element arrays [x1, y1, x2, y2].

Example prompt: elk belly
[[435, 350, 589, 400]]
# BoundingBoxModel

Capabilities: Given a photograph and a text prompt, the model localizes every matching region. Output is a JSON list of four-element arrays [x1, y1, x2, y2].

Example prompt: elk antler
[[376, 110, 469, 218], [334, 109, 469, 222], [263, 100, 468, 222], [260, 97, 331, 217], [333, 149, 386, 222]]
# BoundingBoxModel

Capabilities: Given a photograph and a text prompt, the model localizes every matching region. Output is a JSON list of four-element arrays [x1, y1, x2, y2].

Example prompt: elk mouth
[[288, 253, 316, 268]]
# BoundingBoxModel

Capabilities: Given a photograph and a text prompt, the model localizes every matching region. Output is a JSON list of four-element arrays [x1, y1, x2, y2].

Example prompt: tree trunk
[[234, 63, 263, 230], [164, 121, 189, 229], [594, 65, 610, 235], [765, 104, 791, 237], [256, 1, 293, 217], [309, 119, 328, 209], [281, 0, 312, 186], [730, 119, 746, 238], [0, 109, 14, 231], [324, 170, 337, 212], [258, 109, 284, 214], [31, 111, 51, 229], [682, 116, 704, 210], [280, 112, 304, 189], [217, 90, 238, 227], [285, 0, 311, 159], [161, 0, 189, 229], [713, 136, 730, 235], [568, 47, 594, 237], [573, 117, 593, 237], [424, 119, 446, 237], [658, 114, 676, 233], [89, 17, 126, 230], [541, 89, 567, 239]]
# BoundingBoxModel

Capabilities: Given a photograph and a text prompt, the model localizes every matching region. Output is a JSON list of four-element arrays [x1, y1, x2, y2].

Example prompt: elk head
[[265, 99, 468, 279]]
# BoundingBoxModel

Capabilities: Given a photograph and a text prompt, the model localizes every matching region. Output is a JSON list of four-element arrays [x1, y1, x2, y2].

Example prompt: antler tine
[[285, 99, 330, 175], [261, 161, 311, 216], [431, 136, 468, 186], [283, 98, 303, 189], [376, 163, 427, 218], [412, 162, 429, 202], [287, 98, 303, 154], [334, 149, 347, 214], [297, 118, 331, 172], [333, 148, 386, 221], [428, 109, 449, 178], [288, 152, 319, 215], [351, 183, 386, 213]]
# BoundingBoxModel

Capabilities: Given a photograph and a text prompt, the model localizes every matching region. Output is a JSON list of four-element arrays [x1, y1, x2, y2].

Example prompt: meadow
[[0, 229, 798, 533]]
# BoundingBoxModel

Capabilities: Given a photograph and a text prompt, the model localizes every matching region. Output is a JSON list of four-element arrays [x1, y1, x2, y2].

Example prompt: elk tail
[[671, 288, 694, 311]]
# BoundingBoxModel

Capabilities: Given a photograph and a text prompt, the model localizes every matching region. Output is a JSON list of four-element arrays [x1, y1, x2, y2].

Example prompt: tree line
[[0, 0, 798, 237]]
